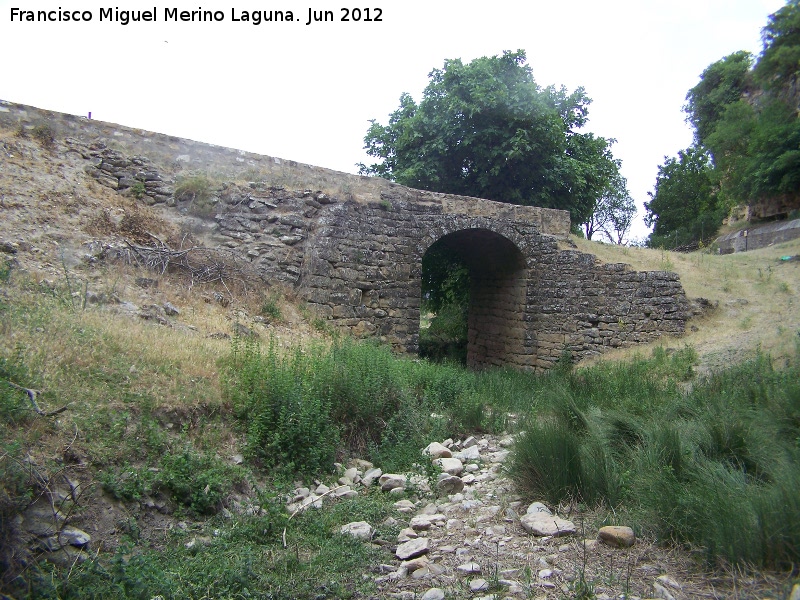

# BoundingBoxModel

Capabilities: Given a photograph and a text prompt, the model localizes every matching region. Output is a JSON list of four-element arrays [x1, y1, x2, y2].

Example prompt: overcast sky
[[0, 0, 786, 241]]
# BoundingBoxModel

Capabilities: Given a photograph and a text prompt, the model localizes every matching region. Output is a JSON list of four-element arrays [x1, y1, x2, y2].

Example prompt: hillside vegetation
[[1, 125, 799, 598]]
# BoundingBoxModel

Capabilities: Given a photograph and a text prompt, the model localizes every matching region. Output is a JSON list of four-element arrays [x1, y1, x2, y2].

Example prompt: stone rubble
[[282, 433, 689, 599]]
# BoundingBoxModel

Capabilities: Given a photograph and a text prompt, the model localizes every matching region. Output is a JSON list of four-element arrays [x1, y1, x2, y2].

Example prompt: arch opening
[[419, 229, 529, 369]]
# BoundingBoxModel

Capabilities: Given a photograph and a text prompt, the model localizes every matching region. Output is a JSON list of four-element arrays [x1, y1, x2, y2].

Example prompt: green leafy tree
[[419, 244, 470, 364], [754, 0, 800, 98], [680, 1, 800, 213], [685, 51, 753, 146], [644, 146, 721, 248], [359, 50, 621, 227]]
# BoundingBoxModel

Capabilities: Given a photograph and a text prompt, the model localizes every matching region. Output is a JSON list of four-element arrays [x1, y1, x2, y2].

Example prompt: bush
[[31, 122, 55, 148], [226, 339, 340, 475], [174, 175, 216, 216], [159, 447, 243, 515], [225, 337, 494, 477], [260, 291, 283, 321]]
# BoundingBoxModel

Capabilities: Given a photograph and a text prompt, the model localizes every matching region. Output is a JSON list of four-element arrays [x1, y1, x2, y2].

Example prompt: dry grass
[[567, 236, 800, 372]]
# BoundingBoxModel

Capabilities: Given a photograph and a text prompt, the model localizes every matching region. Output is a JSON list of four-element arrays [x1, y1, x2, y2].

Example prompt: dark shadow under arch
[[421, 228, 529, 369]]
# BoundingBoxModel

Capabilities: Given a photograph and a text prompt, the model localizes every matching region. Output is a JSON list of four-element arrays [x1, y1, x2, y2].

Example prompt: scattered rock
[[653, 581, 677, 600], [393, 499, 415, 513], [598, 525, 636, 548], [456, 561, 481, 575], [379, 474, 407, 492], [470, 578, 489, 592], [396, 537, 429, 560], [424, 442, 452, 459], [520, 512, 576, 537], [409, 513, 446, 531], [436, 457, 463, 476], [436, 474, 465, 495], [340, 521, 373, 540]]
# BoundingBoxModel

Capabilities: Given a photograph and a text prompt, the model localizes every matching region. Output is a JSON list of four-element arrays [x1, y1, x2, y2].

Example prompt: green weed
[[509, 347, 800, 569], [260, 291, 283, 320], [175, 174, 216, 216]]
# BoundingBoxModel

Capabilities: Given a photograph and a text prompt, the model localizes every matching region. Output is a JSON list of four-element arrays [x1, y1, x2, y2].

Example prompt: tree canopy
[[359, 50, 623, 229], [647, 0, 800, 248], [645, 146, 720, 249]]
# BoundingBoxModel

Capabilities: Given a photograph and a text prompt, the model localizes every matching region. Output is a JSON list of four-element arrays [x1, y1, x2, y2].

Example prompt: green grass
[[2, 263, 799, 595], [25, 491, 396, 599], [174, 174, 216, 216], [508, 346, 800, 570]]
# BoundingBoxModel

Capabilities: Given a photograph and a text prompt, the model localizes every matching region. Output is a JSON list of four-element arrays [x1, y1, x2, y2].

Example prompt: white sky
[[0, 0, 786, 241]]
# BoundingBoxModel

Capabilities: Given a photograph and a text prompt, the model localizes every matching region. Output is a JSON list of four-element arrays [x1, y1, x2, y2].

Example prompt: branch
[[2, 380, 70, 416]]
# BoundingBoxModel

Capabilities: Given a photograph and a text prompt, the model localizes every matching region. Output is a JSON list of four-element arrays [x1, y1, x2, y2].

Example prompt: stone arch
[[420, 227, 529, 369]]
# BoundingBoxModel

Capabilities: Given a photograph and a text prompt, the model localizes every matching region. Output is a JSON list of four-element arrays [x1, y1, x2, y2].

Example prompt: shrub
[[159, 447, 243, 515], [31, 122, 55, 148], [174, 175, 216, 216], [226, 340, 340, 475], [130, 180, 146, 200], [260, 291, 283, 321]]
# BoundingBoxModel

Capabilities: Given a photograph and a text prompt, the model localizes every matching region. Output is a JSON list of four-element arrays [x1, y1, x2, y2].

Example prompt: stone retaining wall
[[0, 99, 691, 369]]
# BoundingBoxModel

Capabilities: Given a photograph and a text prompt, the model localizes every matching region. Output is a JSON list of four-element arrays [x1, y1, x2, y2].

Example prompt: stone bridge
[[1, 100, 691, 370], [297, 189, 688, 370]]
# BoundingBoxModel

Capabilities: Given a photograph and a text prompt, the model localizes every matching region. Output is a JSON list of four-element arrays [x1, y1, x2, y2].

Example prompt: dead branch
[[2, 380, 70, 416], [118, 239, 257, 296]]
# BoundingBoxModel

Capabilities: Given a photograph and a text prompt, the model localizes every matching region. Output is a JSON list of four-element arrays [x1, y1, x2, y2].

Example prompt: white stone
[[396, 537, 429, 560], [437, 457, 464, 475], [340, 521, 373, 540], [333, 486, 358, 499], [397, 527, 418, 542], [455, 445, 481, 461], [410, 514, 446, 530], [421, 588, 445, 600], [470, 578, 489, 592], [437, 474, 465, 495], [520, 513, 576, 537], [424, 442, 452, 459], [379, 473, 406, 491], [419, 502, 439, 515], [490, 450, 510, 463], [401, 555, 430, 573], [653, 582, 677, 600], [394, 499, 416, 513], [526, 502, 552, 515], [456, 561, 482, 574], [656, 574, 683, 590], [60, 526, 91, 547]]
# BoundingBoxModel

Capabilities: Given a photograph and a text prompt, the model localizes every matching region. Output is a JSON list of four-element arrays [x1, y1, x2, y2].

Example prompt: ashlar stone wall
[[0, 100, 691, 370], [294, 186, 688, 370]]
